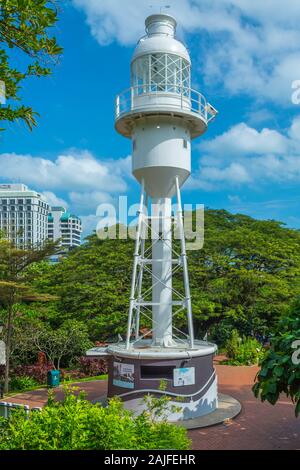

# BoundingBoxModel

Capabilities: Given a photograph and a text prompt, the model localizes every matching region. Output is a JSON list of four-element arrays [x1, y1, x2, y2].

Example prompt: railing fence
[[0, 401, 41, 419], [115, 84, 217, 123]]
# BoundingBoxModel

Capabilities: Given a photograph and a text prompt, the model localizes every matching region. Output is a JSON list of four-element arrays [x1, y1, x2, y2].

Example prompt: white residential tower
[[0, 184, 49, 246], [48, 206, 82, 249]]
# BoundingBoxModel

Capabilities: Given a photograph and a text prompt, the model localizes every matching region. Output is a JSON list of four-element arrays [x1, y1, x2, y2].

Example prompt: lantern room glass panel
[[132, 53, 190, 96]]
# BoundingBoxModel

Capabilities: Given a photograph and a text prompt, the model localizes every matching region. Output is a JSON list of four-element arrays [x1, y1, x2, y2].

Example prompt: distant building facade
[[48, 206, 82, 250], [0, 184, 49, 246]]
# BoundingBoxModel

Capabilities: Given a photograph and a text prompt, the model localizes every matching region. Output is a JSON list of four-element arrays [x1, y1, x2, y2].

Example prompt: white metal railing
[[115, 85, 217, 124], [0, 401, 41, 419]]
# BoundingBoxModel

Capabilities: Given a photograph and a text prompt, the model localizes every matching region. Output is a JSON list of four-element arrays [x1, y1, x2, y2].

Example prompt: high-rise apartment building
[[48, 206, 82, 249], [0, 184, 49, 246]]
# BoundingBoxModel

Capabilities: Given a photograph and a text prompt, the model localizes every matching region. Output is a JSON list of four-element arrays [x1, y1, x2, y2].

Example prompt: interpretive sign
[[113, 362, 134, 389], [173, 367, 195, 387]]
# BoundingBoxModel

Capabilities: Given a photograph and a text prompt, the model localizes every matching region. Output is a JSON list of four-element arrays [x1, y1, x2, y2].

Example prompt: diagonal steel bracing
[[126, 177, 195, 349]]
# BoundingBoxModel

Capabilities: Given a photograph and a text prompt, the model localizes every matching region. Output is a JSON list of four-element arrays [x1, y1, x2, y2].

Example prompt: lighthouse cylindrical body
[[151, 197, 172, 347], [106, 13, 219, 422], [132, 117, 191, 198]]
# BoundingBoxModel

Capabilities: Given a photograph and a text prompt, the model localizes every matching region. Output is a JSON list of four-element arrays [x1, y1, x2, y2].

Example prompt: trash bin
[[47, 370, 60, 388]]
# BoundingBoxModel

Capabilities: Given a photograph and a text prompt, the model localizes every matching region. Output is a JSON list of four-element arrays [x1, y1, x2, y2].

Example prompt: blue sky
[[1, 0, 300, 237]]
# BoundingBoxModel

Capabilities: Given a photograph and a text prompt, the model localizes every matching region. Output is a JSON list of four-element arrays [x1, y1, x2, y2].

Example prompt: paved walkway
[[190, 364, 299, 450], [4, 380, 108, 408], [4, 363, 299, 450]]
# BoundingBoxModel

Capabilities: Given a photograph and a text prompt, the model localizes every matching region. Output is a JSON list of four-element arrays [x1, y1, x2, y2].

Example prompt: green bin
[[47, 370, 60, 388]]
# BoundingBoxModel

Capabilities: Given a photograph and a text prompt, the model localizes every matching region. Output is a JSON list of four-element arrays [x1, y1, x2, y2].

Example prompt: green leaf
[[273, 365, 284, 377]]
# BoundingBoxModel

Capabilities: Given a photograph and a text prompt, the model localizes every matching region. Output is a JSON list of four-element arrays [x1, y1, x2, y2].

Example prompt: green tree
[[0, 0, 62, 130], [188, 210, 300, 340], [36, 233, 134, 339], [0, 306, 43, 366], [0, 237, 58, 392], [33, 320, 93, 370], [253, 298, 300, 417], [36, 210, 300, 344]]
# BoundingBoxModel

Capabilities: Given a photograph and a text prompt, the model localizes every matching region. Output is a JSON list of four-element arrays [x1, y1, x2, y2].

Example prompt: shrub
[[208, 320, 235, 347], [253, 299, 300, 417], [224, 329, 265, 366], [9, 376, 39, 392], [225, 329, 241, 359], [0, 387, 190, 450], [13, 364, 64, 385], [78, 357, 108, 377]]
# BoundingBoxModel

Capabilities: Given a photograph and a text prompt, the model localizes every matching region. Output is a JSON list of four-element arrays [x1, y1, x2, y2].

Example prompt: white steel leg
[[135, 196, 148, 340], [126, 180, 145, 349], [175, 177, 195, 348]]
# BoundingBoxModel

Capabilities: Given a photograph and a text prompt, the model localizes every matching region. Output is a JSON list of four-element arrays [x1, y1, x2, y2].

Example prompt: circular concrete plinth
[[172, 393, 241, 430], [107, 339, 217, 359], [94, 393, 241, 430]]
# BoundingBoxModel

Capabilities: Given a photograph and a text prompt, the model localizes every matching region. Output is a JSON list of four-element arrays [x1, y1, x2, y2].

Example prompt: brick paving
[[4, 380, 108, 408], [4, 362, 300, 450], [190, 364, 300, 450]]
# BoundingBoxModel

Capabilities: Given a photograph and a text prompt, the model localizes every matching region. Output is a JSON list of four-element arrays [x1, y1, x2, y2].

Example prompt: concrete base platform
[[106, 340, 219, 421], [173, 393, 241, 430], [94, 393, 241, 430]]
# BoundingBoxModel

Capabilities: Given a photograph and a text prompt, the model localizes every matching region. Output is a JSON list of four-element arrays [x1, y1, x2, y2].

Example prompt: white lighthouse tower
[[107, 13, 219, 421]]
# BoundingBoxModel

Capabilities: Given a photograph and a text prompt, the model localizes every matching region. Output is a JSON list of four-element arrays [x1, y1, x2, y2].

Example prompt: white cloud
[[0, 150, 129, 215], [288, 115, 300, 142], [42, 191, 69, 209], [228, 195, 242, 204], [200, 162, 251, 184], [69, 190, 114, 212], [0, 150, 127, 194], [244, 109, 275, 126], [192, 116, 300, 190], [72, 0, 300, 105], [79, 214, 101, 237], [201, 123, 289, 156]]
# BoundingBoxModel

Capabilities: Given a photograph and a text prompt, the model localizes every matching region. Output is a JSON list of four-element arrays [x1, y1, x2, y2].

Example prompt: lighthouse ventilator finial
[[89, 14, 219, 422]]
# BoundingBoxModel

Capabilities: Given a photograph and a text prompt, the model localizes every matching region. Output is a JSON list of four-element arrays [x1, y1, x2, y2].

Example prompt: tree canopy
[[0, 0, 62, 130], [34, 210, 300, 344]]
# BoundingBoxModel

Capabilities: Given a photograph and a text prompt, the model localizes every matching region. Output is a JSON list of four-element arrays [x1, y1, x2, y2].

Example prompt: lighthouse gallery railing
[[115, 85, 217, 124]]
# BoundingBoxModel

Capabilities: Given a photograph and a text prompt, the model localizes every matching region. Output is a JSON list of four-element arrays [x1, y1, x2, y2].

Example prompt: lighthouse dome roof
[[132, 14, 191, 63]]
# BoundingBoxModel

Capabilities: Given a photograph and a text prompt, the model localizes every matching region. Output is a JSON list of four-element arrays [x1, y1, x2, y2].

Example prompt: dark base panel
[[108, 353, 215, 402]]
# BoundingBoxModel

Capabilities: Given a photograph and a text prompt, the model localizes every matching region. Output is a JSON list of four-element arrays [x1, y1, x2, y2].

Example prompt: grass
[[3, 374, 108, 398], [62, 374, 108, 384]]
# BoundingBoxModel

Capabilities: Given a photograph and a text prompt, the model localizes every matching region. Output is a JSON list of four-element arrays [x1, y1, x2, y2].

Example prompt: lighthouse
[[105, 13, 218, 421]]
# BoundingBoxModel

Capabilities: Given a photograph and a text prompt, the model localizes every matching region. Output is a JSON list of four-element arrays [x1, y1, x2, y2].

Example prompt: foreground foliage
[[0, 388, 190, 450], [253, 298, 300, 417]]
